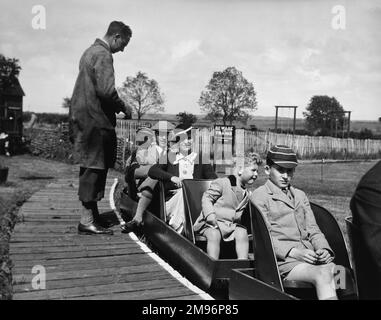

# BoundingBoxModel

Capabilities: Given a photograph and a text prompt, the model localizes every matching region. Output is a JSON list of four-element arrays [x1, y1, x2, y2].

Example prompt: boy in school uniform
[[250, 145, 337, 300], [193, 154, 262, 259]]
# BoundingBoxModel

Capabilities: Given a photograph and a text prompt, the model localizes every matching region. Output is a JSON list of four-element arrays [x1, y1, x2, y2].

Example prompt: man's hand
[[289, 248, 319, 264], [170, 176, 183, 188], [122, 103, 132, 119], [316, 248, 334, 264]]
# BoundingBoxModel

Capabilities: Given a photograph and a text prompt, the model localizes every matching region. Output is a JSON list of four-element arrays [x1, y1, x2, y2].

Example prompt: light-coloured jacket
[[194, 175, 249, 241], [250, 180, 332, 262]]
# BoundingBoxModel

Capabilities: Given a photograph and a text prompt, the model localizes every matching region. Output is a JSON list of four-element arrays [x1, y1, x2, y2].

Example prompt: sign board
[[213, 125, 235, 172]]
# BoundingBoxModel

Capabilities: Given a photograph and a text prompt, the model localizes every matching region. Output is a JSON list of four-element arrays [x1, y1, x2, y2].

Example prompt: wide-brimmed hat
[[267, 145, 298, 169], [136, 127, 155, 140], [151, 120, 176, 132], [168, 124, 193, 142]]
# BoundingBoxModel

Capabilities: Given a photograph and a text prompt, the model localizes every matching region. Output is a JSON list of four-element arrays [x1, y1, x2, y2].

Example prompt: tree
[[198, 67, 257, 125], [303, 95, 345, 136], [118, 71, 165, 122], [0, 54, 21, 92], [62, 96, 71, 109], [176, 112, 197, 128]]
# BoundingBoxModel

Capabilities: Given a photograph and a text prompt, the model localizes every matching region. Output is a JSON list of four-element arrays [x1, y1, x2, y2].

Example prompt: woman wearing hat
[[250, 145, 337, 300], [124, 126, 168, 230], [148, 124, 217, 233]]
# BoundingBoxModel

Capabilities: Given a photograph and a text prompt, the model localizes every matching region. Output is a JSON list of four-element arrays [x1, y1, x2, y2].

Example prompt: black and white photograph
[[1, 0, 381, 307]]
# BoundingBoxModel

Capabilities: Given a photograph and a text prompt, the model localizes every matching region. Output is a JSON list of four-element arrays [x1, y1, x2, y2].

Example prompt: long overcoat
[[70, 39, 131, 169]]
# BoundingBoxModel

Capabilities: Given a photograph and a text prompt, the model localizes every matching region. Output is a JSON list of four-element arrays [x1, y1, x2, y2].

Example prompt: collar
[[94, 38, 111, 52], [265, 179, 296, 208], [265, 179, 290, 194], [228, 175, 237, 187], [173, 152, 198, 165]]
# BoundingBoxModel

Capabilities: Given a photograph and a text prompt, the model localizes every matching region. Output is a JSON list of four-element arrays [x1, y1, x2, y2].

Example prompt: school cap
[[267, 145, 298, 169]]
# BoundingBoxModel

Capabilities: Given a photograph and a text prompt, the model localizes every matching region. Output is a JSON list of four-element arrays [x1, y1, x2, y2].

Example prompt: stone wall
[[24, 127, 131, 171], [25, 127, 75, 164]]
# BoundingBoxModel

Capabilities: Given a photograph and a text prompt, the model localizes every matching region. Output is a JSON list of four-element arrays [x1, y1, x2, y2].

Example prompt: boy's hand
[[315, 249, 334, 264], [289, 248, 319, 264], [206, 213, 218, 228]]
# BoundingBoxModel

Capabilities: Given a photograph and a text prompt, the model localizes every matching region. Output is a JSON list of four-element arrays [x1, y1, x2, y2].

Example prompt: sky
[[0, 0, 380, 120]]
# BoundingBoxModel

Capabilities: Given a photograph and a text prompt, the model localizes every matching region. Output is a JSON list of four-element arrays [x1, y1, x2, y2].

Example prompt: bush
[[23, 112, 69, 125]]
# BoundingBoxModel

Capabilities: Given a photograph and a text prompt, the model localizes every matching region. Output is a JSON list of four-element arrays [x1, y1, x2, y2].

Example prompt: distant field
[[128, 113, 381, 134]]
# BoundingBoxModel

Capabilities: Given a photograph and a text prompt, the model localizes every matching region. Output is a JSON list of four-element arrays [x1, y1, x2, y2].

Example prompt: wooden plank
[[13, 263, 163, 284], [13, 278, 183, 300], [11, 247, 143, 261], [10, 240, 131, 248], [14, 270, 170, 293], [13, 254, 153, 273], [13, 221, 81, 226], [10, 176, 202, 300], [19, 209, 110, 214], [13, 251, 148, 267], [69, 286, 201, 300], [11, 243, 136, 254], [159, 295, 202, 300], [11, 233, 128, 240], [21, 216, 79, 221]]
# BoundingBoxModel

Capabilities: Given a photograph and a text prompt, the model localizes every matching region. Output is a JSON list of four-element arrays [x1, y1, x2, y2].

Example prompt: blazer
[[194, 175, 249, 241], [250, 180, 332, 274]]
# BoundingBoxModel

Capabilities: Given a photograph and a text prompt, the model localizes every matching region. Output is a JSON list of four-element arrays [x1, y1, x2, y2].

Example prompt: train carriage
[[119, 179, 255, 295], [119, 179, 358, 300]]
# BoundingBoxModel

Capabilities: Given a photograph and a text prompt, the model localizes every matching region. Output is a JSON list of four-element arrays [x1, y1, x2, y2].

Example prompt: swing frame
[[274, 105, 297, 135]]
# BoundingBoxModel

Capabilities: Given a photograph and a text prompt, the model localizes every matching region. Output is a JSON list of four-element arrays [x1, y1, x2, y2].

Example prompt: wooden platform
[[10, 176, 205, 300]]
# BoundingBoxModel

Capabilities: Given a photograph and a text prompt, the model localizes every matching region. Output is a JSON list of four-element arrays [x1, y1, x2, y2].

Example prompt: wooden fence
[[116, 119, 381, 162]]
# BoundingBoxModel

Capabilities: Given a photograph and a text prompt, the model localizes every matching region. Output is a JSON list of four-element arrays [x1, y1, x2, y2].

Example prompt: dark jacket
[[148, 151, 217, 194], [350, 160, 381, 297], [70, 39, 131, 169]]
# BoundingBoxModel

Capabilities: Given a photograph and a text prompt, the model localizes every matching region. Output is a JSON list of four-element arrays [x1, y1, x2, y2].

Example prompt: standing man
[[70, 21, 132, 235]]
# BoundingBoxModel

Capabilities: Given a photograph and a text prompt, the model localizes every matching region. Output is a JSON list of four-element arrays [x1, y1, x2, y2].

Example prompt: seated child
[[193, 154, 261, 259], [250, 145, 337, 300], [148, 124, 217, 233]]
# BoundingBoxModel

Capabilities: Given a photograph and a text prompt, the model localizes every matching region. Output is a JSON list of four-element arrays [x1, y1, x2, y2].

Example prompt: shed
[[0, 77, 25, 137]]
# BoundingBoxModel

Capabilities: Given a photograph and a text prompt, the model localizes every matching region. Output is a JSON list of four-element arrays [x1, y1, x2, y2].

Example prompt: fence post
[[236, 129, 245, 158]]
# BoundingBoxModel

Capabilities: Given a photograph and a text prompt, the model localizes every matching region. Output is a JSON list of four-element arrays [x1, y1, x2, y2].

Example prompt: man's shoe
[[95, 217, 114, 229], [78, 222, 114, 235]]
